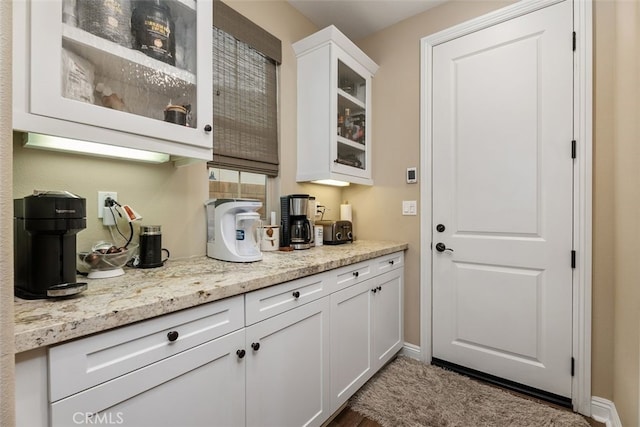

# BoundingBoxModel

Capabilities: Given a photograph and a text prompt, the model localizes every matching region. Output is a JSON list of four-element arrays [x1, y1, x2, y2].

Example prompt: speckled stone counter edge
[[14, 240, 408, 353]]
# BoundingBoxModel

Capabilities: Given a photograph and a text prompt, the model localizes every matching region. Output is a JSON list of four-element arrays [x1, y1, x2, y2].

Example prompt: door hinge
[[571, 140, 577, 159], [571, 357, 575, 377], [572, 32, 576, 51], [571, 250, 576, 269]]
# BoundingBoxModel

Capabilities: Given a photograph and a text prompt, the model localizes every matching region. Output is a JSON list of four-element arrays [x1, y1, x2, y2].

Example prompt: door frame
[[418, 0, 593, 415]]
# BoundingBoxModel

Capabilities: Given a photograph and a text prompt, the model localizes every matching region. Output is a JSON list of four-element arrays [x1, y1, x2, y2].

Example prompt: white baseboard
[[401, 342, 422, 360], [591, 397, 622, 427]]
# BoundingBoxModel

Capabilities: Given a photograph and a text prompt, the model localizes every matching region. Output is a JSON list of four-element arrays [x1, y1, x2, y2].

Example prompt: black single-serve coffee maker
[[14, 191, 88, 299], [280, 194, 312, 250]]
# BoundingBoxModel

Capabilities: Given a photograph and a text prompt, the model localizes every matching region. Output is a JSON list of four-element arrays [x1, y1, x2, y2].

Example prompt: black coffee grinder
[[14, 191, 88, 299]]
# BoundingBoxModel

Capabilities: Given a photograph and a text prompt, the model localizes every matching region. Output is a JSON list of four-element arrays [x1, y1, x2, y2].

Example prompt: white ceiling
[[287, 0, 448, 40]]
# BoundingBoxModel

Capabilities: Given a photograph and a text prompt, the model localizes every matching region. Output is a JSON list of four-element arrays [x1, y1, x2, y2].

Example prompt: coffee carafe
[[205, 199, 262, 262], [280, 194, 312, 250]]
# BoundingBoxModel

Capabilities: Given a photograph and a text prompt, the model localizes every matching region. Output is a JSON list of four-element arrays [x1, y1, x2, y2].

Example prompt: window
[[208, 167, 266, 218]]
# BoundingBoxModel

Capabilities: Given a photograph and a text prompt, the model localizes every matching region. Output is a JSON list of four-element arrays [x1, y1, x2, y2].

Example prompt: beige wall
[[592, 0, 615, 404], [610, 1, 640, 425], [1, 1, 15, 426], [7, 0, 640, 425]]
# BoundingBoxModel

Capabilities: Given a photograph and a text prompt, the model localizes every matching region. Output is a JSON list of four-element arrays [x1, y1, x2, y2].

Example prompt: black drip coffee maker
[[14, 191, 87, 299], [280, 194, 312, 250]]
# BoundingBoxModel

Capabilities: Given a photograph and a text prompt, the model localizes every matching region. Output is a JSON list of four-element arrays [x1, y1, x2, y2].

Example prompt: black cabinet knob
[[353, 271, 359, 278], [204, 124, 212, 132], [251, 342, 260, 351], [371, 288, 377, 293], [292, 291, 300, 299], [436, 224, 446, 232], [389, 260, 395, 265], [167, 331, 179, 342], [236, 349, 246, 359], [377, 286, 382, 292]]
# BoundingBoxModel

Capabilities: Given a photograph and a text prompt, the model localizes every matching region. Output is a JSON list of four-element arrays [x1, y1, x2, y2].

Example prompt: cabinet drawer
[[49, 295, 244, 402], [334, 260, 373, 292], [375, 252, 404, 274], [245, 272, 333, 325], [50, 329, 246, 427]]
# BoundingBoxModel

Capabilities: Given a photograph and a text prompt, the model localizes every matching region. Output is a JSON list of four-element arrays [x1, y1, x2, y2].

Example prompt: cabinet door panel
[[50, 330, 245, 427], [372, 270, 404, 370], [246, 298, 330, 427], [330, 280, 372, 411]]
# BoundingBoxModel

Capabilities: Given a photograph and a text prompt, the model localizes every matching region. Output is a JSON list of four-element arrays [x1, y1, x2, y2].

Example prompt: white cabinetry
[[293, 25, 379, 185], [330, 259, 404, 411], [16, 251, 404, 427], [245, 298, 331, 427], [12, 0, 213, 160], [48, 295, 245, 427], [51, 330, 246, 427]]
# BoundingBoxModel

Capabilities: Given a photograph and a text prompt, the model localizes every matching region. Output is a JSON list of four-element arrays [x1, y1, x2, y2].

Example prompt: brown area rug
[[349, 356, 590, 427]]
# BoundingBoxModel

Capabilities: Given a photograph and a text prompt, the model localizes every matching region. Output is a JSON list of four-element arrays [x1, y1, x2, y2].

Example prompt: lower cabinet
[[330, 269, 404, 411], [16, 252, 404, 427], [245, 297, 331, 427], [50, 329, 246, 427]]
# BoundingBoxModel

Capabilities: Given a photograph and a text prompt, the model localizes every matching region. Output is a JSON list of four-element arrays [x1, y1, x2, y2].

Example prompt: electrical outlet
[[97, 191, 118, 218]]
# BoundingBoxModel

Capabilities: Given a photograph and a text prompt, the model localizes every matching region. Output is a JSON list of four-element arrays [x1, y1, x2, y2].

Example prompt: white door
[[432, 0, 574, 398]]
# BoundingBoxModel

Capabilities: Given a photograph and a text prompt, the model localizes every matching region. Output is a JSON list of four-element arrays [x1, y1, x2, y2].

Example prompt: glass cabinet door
[[335, 59, 367, 172], [29, 0, 212, 149]]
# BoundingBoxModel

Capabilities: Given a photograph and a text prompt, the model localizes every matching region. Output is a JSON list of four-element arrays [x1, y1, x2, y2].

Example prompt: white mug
[[260, 225, 279, 251]]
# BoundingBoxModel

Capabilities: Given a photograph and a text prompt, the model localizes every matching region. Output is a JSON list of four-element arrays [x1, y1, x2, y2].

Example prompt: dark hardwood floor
[[327, 407, 381, 427]]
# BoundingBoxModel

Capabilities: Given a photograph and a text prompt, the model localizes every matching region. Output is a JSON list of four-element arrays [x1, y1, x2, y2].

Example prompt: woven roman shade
[[211, 1, 281, 176]]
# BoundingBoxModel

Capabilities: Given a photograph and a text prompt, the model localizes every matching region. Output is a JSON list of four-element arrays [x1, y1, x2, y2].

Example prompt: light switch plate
[[402, 200, 417, 215]]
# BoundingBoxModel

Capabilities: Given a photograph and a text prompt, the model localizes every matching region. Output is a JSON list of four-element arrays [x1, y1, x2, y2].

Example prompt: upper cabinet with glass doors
[[12, 0, 213, 161], [293, 25, 378, 185]]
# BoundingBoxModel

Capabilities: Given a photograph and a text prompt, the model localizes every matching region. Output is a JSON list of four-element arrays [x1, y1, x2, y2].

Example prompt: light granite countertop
[[14, 240, 407, 353]]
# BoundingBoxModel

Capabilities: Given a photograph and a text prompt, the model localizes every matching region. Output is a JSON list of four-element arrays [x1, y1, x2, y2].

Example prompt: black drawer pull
[[377, 286, 382, 292], [167, 331, 179, 342], [353, 271, 359, 278], [389, 260, 395, 265], [292, 291, 301, 298], [236, 349, 246, 359], [204, 124, 212, 132], [251, 342, 261, 351], [371, 288, 377, 293]]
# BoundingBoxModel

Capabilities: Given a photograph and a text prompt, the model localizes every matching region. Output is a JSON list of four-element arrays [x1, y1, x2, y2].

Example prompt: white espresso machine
[[205, 199, 262, 262]]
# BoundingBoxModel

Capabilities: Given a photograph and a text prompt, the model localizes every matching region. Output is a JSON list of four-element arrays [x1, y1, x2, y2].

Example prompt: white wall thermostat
[[407, 167, 417, 184]]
